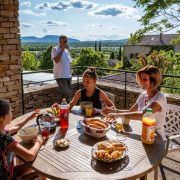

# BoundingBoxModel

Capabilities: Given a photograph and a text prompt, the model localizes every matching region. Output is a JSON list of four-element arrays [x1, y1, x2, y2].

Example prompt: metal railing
[[21, 66, 180, 114]]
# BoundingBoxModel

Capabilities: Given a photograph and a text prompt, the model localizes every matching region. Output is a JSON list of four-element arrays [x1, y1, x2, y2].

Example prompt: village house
[[124, 33, 180, 60]]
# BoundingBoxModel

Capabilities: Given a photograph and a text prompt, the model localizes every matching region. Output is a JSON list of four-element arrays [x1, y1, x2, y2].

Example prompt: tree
[[94, 41, 97, 51], [40, 46, 53, 69], [22, 50, 39, 70], [118, 46, 122, 60], [110, 52, 115, 59], [72, 48, 107, 75], [131, 0, 180, 43], [99, 40, 102, 51], [171, 30, 180, 44], [128, 50, 180, 94], [129, 50, 179, 73]]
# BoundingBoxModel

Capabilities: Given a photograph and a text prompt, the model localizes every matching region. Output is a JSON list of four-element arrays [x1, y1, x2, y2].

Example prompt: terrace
[[0, 0, 180, 180]]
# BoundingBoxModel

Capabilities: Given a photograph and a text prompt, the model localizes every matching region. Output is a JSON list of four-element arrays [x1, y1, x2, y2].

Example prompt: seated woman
[[69, 67, 115, 111], [0, 100, 45, 180], [104, 65, 167, 140]]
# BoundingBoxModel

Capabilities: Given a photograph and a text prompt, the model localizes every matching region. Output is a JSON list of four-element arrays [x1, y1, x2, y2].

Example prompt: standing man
[[51, 35, 72, 103]]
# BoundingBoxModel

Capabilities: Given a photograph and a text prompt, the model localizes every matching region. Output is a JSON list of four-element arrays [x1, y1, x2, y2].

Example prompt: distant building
[[124, 33, 180, 60], [108, 59, 119, 67]]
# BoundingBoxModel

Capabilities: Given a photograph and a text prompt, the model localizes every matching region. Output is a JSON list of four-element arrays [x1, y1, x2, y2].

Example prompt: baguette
[[86, 119, 99, 125], [92, 121, 107, 129], [86, 119, 107, 129], [89, 123, 102, 129]]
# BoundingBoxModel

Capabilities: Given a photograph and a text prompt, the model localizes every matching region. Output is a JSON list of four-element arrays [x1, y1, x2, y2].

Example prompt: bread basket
[[80, 118, 110, 138]]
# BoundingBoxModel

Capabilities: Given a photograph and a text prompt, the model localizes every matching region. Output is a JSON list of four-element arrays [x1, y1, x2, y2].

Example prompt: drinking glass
[[123, 118, 130, 125], [85, 106, 93, 117], [115, 117, 126, 141], [41, 122, 50, 139]]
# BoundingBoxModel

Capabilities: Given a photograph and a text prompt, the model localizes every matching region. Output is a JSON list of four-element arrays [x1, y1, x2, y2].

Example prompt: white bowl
[[80, 118, 110, 138], [18, 127, 38, 143]]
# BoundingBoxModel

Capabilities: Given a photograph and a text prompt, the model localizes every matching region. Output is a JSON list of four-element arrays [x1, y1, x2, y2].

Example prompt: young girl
[[69, 67, 115, 111], [104, 65, 167, 140], [0, 100, 44, 180]]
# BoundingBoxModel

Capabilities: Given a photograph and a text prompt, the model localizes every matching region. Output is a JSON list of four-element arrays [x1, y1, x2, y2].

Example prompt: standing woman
[[51, 35, 72, 103], [104, 65, 167, 140]]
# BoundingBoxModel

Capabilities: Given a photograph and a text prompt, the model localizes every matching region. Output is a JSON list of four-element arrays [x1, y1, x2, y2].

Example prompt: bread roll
[[98, 142, 114, 153], [112, 143, 126, 151], [111, 150, 122, 159], [96, 150, 106, 159], [86, 119, 107, 129], [104, 152, 112, 161]]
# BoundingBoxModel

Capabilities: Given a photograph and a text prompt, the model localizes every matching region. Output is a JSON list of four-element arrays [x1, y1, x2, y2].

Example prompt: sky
[[19, 0, 176, 41]]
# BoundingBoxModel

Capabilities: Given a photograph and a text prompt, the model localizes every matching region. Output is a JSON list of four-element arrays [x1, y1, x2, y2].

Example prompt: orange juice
[[141, 108, 156, 144], [85, 107, 93, 117]]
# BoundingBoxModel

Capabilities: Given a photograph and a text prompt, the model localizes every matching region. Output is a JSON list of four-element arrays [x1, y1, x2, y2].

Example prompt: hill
[[21, 35, 128, 47], [21, 35, 80, 43]]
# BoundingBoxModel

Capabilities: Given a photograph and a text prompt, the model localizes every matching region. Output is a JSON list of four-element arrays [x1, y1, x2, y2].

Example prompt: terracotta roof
[[126, 34, 178, 46]]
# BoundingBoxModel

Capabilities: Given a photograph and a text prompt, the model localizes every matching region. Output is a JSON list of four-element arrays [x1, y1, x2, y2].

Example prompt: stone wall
[[96, 81, 180, 108], [24, 82, 83, 113], [23, 81, 180, 113], [0, 0, 22, 117], [97, 82, 139, 109], [124, 45, 151, 60]]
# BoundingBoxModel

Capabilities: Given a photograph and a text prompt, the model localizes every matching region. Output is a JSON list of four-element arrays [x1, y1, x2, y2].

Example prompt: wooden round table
[[13, 108, 166, 180]]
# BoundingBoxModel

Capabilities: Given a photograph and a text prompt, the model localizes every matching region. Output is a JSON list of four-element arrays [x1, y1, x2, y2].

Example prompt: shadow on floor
[[147, 150, 180, 180]]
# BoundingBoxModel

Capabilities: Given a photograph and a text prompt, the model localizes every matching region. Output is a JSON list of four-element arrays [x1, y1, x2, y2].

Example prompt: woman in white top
[[104, 65, 167, 140]]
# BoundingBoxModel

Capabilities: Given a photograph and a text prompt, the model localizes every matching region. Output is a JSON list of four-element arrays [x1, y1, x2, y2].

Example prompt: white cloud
[[111, 26, 121, 30], [21, 1, 31, 7], [21, 10, 46, 17], [40, 20, 68, 27], [21, 23, 34, 28], [86, 24, 103, 30], [89, 5, 140, 19], [36, 0, 97, 11], [87, 34, 124, 40]]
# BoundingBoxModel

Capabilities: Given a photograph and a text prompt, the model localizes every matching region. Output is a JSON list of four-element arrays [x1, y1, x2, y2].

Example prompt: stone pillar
[[0, 0, 22, 118]]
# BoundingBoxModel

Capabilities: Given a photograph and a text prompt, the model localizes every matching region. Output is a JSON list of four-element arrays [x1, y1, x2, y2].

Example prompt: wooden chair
[[101, 92, 115, 109], [105, 92, 115, 104], [155, 104, 180, 180]]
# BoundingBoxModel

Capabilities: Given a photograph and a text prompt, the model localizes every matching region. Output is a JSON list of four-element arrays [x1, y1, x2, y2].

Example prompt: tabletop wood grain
[[13, 108, 166, 180]]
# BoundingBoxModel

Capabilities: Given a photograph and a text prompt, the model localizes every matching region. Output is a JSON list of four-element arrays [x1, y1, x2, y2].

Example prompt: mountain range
[[21, 35, 128, 44], [21, 35, 80, 43]]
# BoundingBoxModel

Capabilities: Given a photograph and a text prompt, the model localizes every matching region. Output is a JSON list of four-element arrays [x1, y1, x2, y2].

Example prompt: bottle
[[60, 98, 69, 128], [141, 108, 156, 144]]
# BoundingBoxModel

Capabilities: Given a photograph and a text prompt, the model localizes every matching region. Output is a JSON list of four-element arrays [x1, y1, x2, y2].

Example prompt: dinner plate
[[94, 108, 103, 114], [91, 140, 127, 163], [100, 111, 109, 117], [103, 116, 116, 124]]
